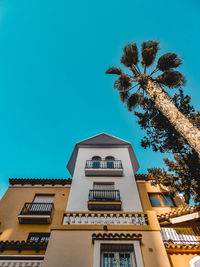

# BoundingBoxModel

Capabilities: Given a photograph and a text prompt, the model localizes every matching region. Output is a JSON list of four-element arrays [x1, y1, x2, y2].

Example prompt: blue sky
[[0, 0, 200, 198]]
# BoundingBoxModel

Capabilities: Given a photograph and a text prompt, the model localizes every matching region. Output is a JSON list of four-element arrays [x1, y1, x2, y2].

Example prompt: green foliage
[[127, 93, 144, 111], [135, 89, 200, 203], [106, 40, 200, 203], [105, 67, 123, 75], [120, 43, 139, 67], [113, 74, 132, 91], [141, 41, 159, 67], [155, 70, 185, 88], [157, 53, 182, 71]]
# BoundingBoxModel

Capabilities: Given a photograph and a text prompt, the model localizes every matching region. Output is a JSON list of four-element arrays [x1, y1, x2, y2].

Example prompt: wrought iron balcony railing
[[27, 232, 50, 242], [19, 202, 54, 216], [85, 160, 122, 169], [161, 227, 199, 245], [89, 190, 121, 202]]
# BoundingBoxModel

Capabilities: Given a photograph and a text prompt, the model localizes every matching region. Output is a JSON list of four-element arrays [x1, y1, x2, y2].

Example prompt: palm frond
[[141, 41, 159, 67], [127, 93, 144, 111], [155, 70, 185, 88], [120, 91, 130, 102], [114, 74, 132, 91], [157, 53, 182, 71], [121, 43, 139, 67], [105, 67, 123, 75]]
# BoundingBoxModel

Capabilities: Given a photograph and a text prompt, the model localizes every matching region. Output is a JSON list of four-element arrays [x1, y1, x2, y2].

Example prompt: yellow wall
[[168, 253, 200, 267], [137, 181, 185, 215], [0, 186, 70, 241], [43, 230, 171, 267]]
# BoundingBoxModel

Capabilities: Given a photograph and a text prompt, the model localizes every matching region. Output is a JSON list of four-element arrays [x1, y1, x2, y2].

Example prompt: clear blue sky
[[0, 0, 199, 198]]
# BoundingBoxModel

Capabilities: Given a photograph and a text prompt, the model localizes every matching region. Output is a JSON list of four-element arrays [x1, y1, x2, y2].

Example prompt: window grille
[[101, 244, 136, 267], [93, 182, 115, 190]]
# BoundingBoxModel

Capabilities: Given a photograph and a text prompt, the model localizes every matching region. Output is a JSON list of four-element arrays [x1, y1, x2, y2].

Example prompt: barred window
[[101, 244, 136, 267]]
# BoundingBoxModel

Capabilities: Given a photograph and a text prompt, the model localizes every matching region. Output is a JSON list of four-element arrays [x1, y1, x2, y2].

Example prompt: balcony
[[161, 227, 199, 245], [63, 212, 148, 225], [27, 232, 51, 242], [18, 202, 54, 224], [85, 160, 123, 176], [88, 190, 121, 210]]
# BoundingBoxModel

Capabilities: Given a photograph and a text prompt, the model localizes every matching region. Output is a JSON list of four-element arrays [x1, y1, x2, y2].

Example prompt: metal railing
[[63, 212, 148, 225], [19, 202, 54, 216], [27, 232, 50, 242], [161, 227, 199, 245], [85, 160, 122, 169], [89, 190, 121, 202]]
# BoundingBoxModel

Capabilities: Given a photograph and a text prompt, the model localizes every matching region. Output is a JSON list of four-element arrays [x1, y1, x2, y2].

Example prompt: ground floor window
[[101, 244, 136, 267]]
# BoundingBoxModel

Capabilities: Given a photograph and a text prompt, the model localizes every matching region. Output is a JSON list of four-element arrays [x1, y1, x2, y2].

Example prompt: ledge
[[9, 178, 72, 186], [0, 241, 48, 253], [165, 243, 200, 254], [92, 233, 142, 244]]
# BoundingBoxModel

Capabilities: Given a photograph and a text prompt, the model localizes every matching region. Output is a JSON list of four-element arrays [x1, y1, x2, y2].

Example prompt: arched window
[[190, 256, 200, 267], [92, 156, 101, 168], [105, 156, 115, 161], [92, 156, 101, 161], [105, 156, 115, 168]]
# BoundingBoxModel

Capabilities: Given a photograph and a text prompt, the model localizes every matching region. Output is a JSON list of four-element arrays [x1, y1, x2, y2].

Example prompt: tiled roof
[[9, 178, 72, 186], [165, 243, 200, 254], [0, 240, 48, 252], [135, 174, 155, 181], [158, 205, 200, 222], [92, 233, 142, 244]]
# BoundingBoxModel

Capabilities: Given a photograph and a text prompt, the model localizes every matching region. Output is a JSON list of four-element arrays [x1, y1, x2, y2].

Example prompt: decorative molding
[[135, 174, 155, 181], [9, 178, 72, 186], [0, 241, 48, 253], [158, 205, 200, 223], [165, 243, 200, 254], [63, 212, 148, 225], [92, 233, 142, 244]]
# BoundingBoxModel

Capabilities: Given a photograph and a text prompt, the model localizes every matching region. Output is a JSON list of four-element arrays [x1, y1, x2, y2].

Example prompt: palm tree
[[106, 41, 200, 157]]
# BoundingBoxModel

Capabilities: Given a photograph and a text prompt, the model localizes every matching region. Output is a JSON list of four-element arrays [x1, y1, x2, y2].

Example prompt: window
[[93, 182, 115, 190], [27, 232, 50, 242], [101, 244, 136, 267], [149, 193, 175, 207], [92, 156, 101, 168], [105, 156, 115, 169], [30, 194, 54, 212], [33, 194, 54, 203]]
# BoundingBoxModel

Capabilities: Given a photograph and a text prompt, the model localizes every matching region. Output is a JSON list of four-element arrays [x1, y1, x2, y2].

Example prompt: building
[[0, 133, 200, 267]]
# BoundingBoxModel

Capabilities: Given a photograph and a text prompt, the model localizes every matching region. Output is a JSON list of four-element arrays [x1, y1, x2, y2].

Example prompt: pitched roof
[[9, 178, 72, 186], [135, 174, 155, 181], [67, 133, 139, 176], [158, 205, 200, 223], [77, 133, 131, 146]]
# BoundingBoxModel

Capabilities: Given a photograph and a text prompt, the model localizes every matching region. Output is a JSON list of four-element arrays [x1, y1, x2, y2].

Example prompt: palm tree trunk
[[143, 79, 200, 157]]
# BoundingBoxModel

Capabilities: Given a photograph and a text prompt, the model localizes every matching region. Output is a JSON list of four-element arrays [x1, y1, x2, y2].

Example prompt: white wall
[[66, 147, 143, 212]]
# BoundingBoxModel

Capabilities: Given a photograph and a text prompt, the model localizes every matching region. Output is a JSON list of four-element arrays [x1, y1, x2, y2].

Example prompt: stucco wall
[[0, 186, 70, 241], [137, 181, 185, 215], [43, 230, 170, 267], [66, 147, 143, 212], [169, 253, 200, 267]]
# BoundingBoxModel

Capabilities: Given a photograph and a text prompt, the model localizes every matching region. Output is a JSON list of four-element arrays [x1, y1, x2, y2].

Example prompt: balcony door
[[30, 194, 54, 212]]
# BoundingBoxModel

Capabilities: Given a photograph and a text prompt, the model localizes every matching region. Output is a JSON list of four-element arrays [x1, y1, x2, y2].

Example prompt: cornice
[[9, 178, 72, 186], [92, 233, 142, 244], [0, 241, 48, 253]]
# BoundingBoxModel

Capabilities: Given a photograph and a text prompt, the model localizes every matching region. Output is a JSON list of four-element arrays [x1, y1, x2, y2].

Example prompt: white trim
[[93, 240, 144, 267], [190, 256, 200, 267], [77, 133, 131, 145], [169, 212, 200, 224]]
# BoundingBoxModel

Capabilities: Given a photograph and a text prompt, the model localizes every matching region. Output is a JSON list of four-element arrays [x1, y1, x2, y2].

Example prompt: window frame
[[148, 193, 175, 207], [93, 240, 144, 267]]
